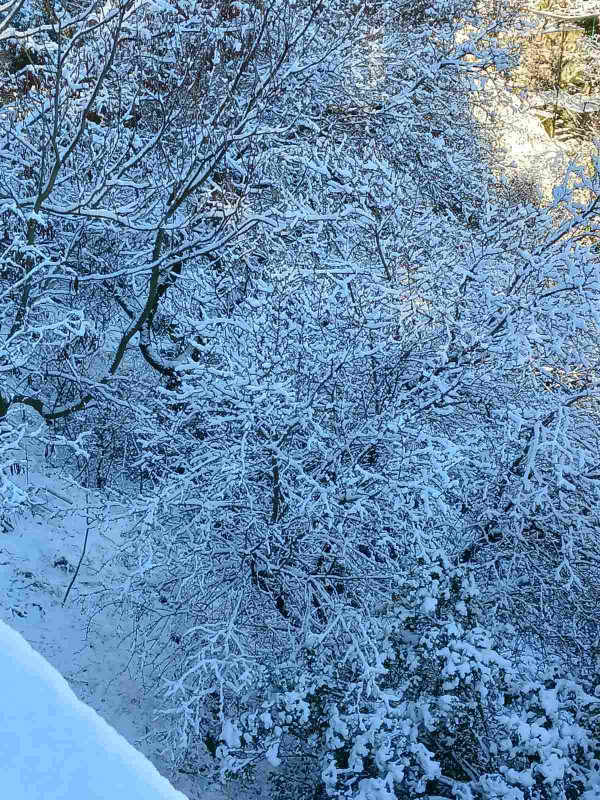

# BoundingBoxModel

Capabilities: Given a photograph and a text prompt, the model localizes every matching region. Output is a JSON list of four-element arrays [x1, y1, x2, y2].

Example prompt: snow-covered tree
[[82, 2, 600, 797], [0, 0, 362, 481], [3, 0, 600, 797], [117, 148, 600, 793]]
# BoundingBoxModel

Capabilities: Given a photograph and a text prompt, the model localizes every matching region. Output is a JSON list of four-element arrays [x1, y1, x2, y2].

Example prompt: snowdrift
[[0, 618, 188, 800]]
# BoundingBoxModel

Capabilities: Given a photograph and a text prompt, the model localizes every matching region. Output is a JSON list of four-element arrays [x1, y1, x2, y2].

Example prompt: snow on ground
[[0, 460, 227, 800], [0, 617, 189, 799], [495, 91, 572, 202], [472, 79, 574, 204]]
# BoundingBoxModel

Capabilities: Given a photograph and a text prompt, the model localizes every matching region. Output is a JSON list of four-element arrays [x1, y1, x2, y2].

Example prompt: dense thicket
[[2, 0, 600, 798]]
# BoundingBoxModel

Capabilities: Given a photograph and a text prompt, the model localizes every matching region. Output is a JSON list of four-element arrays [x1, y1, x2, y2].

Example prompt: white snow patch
[[0, 618, 188, 800]]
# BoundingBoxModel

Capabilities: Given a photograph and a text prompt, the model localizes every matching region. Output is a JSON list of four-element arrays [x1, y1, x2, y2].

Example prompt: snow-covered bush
[[85, 0, 600, 793], [156, 554, 600, 799]]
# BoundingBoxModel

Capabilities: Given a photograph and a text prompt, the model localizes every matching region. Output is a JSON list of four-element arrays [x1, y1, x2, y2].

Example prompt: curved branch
[[5, 251, 164, 421]]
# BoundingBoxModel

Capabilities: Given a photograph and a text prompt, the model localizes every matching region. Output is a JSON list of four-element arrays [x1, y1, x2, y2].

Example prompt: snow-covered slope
[[0, 466, 226, 800], [0, 617, 188, 800], [0, 472, 156, 758]]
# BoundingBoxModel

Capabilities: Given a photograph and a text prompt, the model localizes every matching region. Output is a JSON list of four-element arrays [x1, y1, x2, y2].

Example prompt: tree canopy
[[2, 0, 600, 797]]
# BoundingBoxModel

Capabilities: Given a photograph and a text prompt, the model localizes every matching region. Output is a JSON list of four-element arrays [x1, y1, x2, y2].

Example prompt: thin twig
[[44, 486, 74, 506], [62, 493, 90, 606]]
